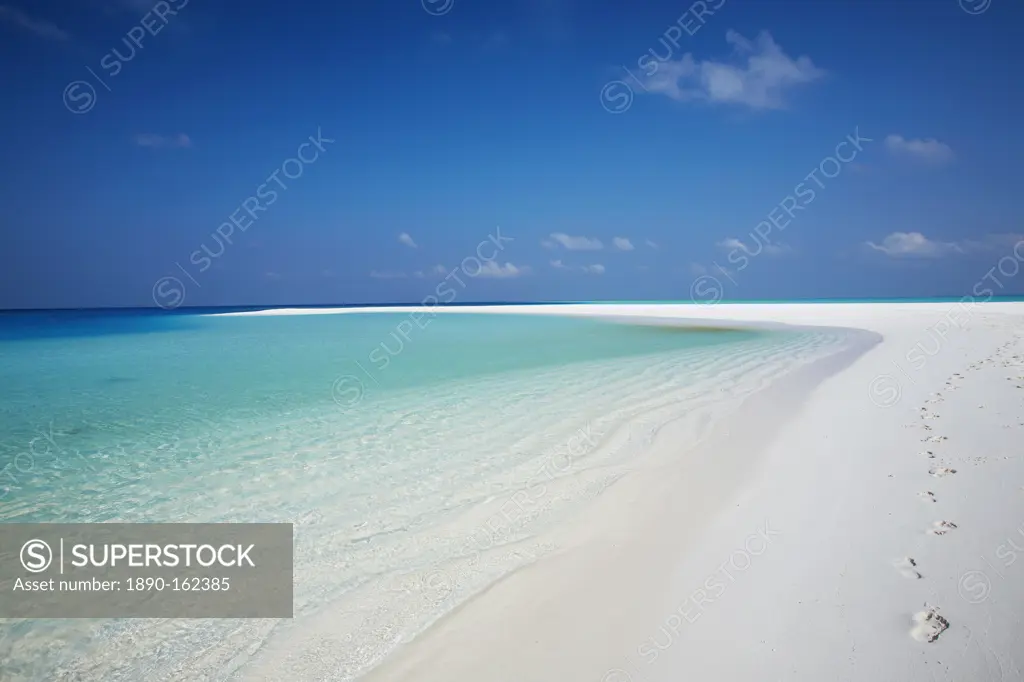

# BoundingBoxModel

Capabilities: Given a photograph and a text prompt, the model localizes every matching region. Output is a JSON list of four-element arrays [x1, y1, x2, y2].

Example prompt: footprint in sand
[[919, 450, 936, 458], [928, 521, 958, 536], [929, 467, 957, 478], [917, 491, 937, 503], [910, 605, 949, 642], [923, 435, 949, 443], [894, 557, 922, 579]]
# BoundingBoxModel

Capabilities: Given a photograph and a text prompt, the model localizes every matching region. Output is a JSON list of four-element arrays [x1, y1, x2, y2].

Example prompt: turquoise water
[[1, 312, 762, 518], [0, 309, 851, 680]]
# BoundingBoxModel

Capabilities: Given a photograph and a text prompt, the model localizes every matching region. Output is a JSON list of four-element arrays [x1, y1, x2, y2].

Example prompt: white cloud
[[640, 30, 825, 110], [0, 5, 68, 40], [867, 232, 1024, 259], [390, 262, 526, 279], [866, 232, 961, 258], [543, 233, 604, 250], [398, 232, 418, 249], [884, 135, 954, 164], [687, 262, 708, 276], [135, 133, 192, 149], [412, 264, 448, 278], [551, 260, 605, 274], [470, 261, 530, 278], [613, 237, 634, 251], [717, 237, 791, 256], [645, 239, 659, 249], [717, 237, 747, 252]]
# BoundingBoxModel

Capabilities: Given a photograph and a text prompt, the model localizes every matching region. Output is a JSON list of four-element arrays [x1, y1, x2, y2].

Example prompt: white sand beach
[[219, 302, 1024, 682]]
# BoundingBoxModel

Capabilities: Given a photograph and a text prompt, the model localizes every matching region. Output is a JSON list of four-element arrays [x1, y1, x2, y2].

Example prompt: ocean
[[0, 308, 852, 680]]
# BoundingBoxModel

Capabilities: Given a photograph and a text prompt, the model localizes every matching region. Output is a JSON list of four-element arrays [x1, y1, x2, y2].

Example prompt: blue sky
[[1, 0, 1022, 309]]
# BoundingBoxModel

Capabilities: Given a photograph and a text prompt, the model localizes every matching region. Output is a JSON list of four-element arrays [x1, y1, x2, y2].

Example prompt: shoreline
[[355, 323, 878, 682], [9, 303, 1017, 680], [217, 302, 1024, 682], [227, 315, 855, 680]]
